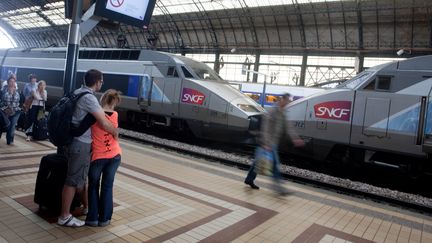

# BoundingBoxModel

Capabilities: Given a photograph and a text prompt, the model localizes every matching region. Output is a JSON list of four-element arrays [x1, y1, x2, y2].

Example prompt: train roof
[[0, 47, 185, 64], [337, 55, 432, 92]]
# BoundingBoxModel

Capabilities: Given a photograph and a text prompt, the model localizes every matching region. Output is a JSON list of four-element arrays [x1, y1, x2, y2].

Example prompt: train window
[[167, 67, 179, 77], [266, 94, 280, 104], [120, 51, 130, 59], [112, 51, 121, 59], [377, 76, 392, 90], [89, 51, 97, 59], [337, 71, 373, 89], [363, 80, 376, 90], [181, 66, 194, 78], [96, 51, 104, 59]]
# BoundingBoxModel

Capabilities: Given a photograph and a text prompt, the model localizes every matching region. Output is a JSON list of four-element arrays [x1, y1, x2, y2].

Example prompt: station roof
[[0, 0, 431, 57]]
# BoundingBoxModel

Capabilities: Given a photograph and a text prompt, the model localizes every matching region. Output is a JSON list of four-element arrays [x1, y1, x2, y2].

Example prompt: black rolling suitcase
[[32, 117, 49, 140], [34, 153, 71, 213]]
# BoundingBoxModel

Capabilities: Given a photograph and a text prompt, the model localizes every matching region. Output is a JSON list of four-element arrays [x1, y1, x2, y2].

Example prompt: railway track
[[119, 128, 432, 215]]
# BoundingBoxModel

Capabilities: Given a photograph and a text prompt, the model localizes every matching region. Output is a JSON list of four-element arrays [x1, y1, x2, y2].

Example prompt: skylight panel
[[152, 0, 338, 16], [42, 9, 71, 25], [42, 1, 71, 25], [3, 12, 50, 30]]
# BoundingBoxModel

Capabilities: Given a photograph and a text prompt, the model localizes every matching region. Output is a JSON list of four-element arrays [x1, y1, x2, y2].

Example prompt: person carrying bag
[[244, 93, 305, 195], [26, 80, 47, 141]]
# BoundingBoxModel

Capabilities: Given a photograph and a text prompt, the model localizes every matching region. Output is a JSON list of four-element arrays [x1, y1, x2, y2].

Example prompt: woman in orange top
[[86, 89, 121, 227]]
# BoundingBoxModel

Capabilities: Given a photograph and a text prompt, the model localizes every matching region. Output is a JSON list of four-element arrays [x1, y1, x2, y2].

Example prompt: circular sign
[[109, 0, 124, 8]]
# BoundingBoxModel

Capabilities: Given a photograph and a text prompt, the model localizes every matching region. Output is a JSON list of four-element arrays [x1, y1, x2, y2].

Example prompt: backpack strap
[[69, 91, 96, 137], [68, 90, 92, 100]]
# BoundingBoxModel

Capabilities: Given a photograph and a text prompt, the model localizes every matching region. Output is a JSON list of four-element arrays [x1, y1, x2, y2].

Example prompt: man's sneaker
[[244, 180, 260, 190], [58, 214, 85, 227]]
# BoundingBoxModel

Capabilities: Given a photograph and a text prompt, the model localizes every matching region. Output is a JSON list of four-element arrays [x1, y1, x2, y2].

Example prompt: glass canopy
[[0, 0, 338, 30]]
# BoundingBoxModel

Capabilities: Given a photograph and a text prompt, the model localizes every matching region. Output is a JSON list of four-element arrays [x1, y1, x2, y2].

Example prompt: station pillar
[[299, 53, 308, 86], [214, 52, 220, 74], [355, 53, 364, 74], [63, 0, 83, 95], [252, 51, 260, 83]]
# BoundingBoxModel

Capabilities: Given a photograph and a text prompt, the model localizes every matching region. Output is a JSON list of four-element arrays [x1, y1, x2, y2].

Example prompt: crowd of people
[[0, 74, 47, 144], [0, 74, 47, 145], [1, 69, 302, 229]]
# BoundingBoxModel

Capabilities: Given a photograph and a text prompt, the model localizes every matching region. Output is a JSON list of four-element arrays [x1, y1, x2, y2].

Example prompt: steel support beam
[[354, 53, 364, 74], [252, 51, 260, 83], [299, 52, 307, 86], [357, 0, 364, 50], [63, 0, 82, 95]]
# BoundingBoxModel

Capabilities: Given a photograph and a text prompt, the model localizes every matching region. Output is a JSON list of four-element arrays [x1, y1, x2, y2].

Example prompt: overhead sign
[[95, 0, 156, 28], [314, 101, 352, 121], [107, 0, 147, 20]]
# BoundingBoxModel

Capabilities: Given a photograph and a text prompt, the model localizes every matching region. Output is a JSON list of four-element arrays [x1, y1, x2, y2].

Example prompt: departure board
[[95, 0, 156, 28]]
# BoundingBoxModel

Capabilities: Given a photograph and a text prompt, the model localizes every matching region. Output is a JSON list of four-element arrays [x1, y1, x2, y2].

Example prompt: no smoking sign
[[109, 0, 124, 8]]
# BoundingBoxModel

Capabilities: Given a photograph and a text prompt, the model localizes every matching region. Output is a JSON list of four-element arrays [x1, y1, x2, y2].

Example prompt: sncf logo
[[181, 88, 205, 105], [314, 101, 352, 121]]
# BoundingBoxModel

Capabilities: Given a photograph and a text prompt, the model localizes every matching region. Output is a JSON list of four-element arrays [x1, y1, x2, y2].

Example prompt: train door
[[352, 90, 425, 155], [422, 87, 432, 154], [162, 66, 180, 117], [138, 74, 166, 111], [205, 93, 228, 125], [138, 74, 152, 111]]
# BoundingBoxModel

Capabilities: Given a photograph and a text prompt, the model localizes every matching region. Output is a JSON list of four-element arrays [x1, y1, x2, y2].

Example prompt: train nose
[[248, 114, 262, 135]]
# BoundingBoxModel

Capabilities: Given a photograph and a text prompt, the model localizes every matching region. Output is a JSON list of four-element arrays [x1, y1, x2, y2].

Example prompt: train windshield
[[176, 56, 225, 83], [336, 71, 373, 89]]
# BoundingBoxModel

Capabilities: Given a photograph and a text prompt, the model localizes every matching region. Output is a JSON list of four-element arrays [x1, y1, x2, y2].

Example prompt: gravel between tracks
[[121, 128, 432, 209]]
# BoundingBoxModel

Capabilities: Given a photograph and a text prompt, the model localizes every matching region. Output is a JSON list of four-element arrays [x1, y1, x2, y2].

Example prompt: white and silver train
[[0, 48, 265, 143], [285, 55, 432, 172]]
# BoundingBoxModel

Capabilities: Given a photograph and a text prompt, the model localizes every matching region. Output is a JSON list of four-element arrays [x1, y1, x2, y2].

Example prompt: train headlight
[[237, 104, 260, 112]]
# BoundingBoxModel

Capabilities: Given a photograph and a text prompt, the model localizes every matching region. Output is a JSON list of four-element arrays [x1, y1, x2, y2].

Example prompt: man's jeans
[[245, 145, 282, 184], [86, 155, 121, 224], [6, 112, 20, 144]]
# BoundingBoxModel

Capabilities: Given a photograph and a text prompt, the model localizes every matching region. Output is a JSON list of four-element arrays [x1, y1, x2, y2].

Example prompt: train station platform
[[1, 132, 432, 243]]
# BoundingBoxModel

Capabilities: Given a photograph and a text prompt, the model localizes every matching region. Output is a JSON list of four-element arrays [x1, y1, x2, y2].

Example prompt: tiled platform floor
[[0, 132, 432, 242]]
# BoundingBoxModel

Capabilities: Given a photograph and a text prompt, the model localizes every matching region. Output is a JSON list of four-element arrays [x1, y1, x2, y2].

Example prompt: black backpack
[[47, 91, 91, 147]]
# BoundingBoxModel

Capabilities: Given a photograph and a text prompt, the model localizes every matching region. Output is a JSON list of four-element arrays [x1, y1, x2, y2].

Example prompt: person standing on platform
[[26, 80, 47, 141], [1, 73, 17, 92], [244, 93, 304, 195], [22, 74, 38, 111], [0, 76, 20, 145], [21, 74, 38, 131], [57, 69, 119, 227], [86, 89, 122, 227]]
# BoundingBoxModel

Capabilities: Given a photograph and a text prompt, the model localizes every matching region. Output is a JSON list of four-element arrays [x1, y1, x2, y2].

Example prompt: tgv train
[[229, 81, 324, 108], [285, 55, 432, 172], [0, 48, 265, 143]]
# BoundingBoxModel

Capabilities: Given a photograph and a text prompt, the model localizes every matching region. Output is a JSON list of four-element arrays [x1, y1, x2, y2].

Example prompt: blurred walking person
[[244, 93, 304, 195]]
